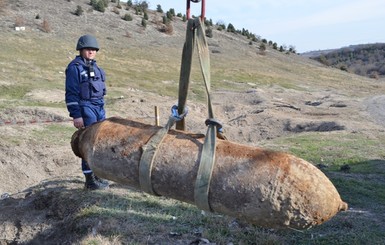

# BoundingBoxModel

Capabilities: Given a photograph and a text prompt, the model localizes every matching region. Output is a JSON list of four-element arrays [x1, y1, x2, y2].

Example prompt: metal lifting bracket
[[186, 0, 205, 20]]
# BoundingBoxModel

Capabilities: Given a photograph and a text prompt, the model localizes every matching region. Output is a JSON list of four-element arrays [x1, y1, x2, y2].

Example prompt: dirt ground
[[1, 85, 385, 244]]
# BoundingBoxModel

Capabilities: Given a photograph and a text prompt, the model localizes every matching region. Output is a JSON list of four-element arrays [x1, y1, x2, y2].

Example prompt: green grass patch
[[266, 132, 385, 168], [331, 176, 385, 209], [0, 85, 31, 100], [30, 124, 76, 145]]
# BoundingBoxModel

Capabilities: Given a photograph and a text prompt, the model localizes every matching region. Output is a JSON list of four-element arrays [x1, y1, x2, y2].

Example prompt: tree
[[166, 11, 173, 21], [227, 23, 235, 33], [288, 45, 296, 54], [169, 8, 175, 17], [156, 4, 163, 13]]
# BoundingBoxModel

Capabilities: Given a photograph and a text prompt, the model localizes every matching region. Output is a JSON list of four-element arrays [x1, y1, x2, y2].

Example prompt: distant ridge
[[301, 43, 385, 78]]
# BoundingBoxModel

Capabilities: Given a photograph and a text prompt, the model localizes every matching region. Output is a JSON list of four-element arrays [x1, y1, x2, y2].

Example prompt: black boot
[[94, 175, 109, 187], [84, 173, 109, 190]]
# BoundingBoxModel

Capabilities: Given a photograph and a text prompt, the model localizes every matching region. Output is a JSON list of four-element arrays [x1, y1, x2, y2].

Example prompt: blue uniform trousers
[[80, 99, 106, 174]]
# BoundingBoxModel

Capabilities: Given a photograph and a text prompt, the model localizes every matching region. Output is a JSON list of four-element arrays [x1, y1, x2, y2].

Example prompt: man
[[65, 34, 109, 190]]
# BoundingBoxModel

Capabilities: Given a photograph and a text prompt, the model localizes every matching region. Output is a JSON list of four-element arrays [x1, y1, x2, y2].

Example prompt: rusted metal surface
[[71, 117, 347, 229]]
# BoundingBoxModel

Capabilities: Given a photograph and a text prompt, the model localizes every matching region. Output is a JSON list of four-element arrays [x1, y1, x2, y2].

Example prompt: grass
[[263, 131, 385, 167], [30, 124, 75, 145], [67, 168, 385, 244]]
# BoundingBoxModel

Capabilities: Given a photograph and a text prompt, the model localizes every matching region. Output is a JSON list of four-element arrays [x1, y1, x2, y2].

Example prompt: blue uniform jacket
[[65, 56, 106, 119]]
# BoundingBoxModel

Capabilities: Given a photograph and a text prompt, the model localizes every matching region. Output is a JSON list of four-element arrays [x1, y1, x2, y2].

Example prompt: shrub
[[259, 43, 266, 50], [122, 13, 132, 21], [162, 15, 168, 24], [91, 0, 107, 12], [96, 1, 105, 12], [158, 22, 173, 35], [259, 43, 266, 55], [143, 11, 148, 20], [205, 27, 213, 38], [135, 6, 141, 15], [75, 5, 83, 16], [164, 22, 173, 34], [141, 18, 146, 28], [319, 55, 329, 66], [216, 21, 225, 31]]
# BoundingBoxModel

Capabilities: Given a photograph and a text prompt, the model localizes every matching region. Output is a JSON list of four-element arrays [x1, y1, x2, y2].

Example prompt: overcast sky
[[148, 0, 385, 53]]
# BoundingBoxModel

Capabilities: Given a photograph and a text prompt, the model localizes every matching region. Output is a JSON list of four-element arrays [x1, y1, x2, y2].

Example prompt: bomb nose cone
[[339, 201, 348, 211]]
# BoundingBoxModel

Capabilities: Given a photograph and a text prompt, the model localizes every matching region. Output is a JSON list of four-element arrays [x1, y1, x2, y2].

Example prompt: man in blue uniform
[[65, 34, 109, 190]]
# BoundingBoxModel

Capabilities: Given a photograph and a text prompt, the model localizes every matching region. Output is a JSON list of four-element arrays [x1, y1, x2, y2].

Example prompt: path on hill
[[365, 95, 385, 128]]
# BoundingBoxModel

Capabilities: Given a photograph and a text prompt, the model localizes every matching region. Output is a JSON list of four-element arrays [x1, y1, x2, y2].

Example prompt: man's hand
[[73, 117, 84, 129]]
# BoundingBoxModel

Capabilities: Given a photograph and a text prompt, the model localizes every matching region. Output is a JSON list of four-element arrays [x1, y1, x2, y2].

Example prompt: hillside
[[303, 43, 385, 79], [1, 0, 385, 244]]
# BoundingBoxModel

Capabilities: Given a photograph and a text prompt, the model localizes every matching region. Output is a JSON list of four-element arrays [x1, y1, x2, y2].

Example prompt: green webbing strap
[[176, 18, 199, 131], [139, 116, 177, 195], [193, 18, 217, 212]]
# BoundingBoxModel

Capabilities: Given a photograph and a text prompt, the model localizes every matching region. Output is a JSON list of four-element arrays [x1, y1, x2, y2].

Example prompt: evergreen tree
[[156, 4, 163, 13]]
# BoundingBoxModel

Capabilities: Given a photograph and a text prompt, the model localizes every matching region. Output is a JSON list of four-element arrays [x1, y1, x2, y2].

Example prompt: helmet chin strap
[[82, 57, 95, 78]]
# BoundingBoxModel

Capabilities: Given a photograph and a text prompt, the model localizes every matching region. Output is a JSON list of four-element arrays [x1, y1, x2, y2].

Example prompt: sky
[[145, 0, 385, 53]]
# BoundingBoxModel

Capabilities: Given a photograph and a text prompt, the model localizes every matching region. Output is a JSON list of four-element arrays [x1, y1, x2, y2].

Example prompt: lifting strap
[[193, 17, 217, 212], [139, 106, 188, 195], [176, 18, 197, 131], [139, 17, 225, 212], [139, 116, 177, 196], [178, 17, 226, 211]]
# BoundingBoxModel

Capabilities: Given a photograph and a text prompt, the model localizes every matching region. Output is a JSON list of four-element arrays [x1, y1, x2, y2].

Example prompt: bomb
[[71, 117, 347, 229]]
